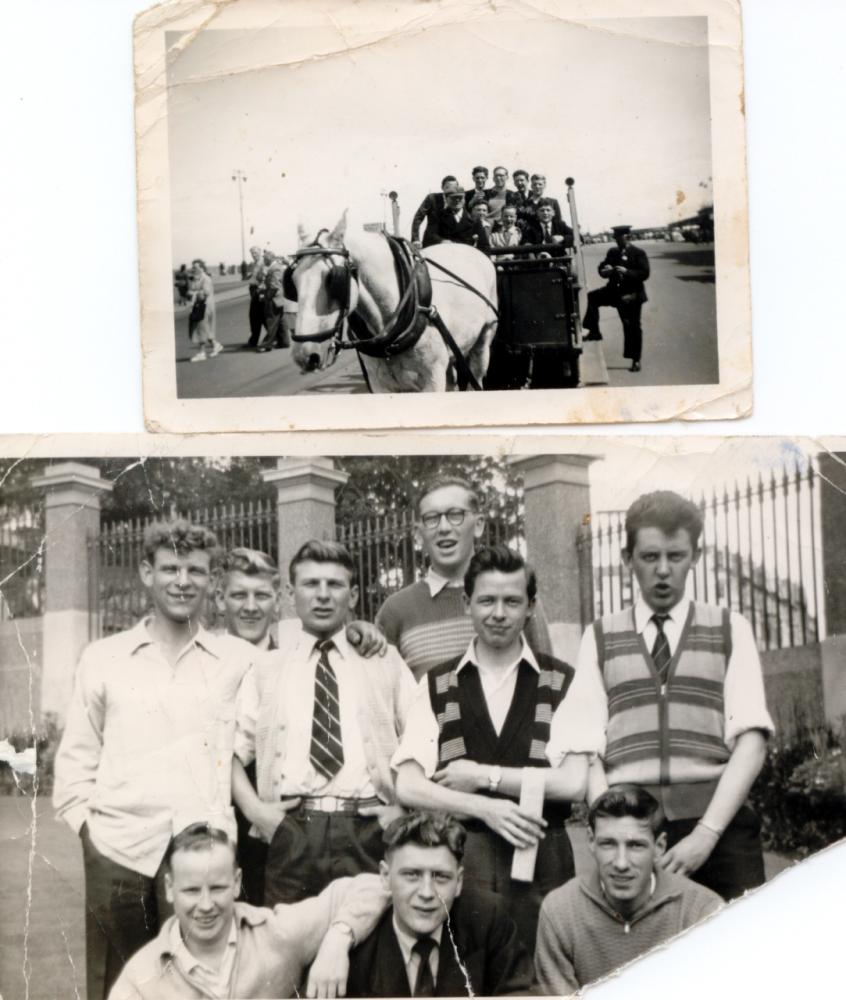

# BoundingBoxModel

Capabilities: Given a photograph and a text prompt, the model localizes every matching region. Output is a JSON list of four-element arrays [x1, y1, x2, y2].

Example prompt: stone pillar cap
[[31, 461, 113, 494]]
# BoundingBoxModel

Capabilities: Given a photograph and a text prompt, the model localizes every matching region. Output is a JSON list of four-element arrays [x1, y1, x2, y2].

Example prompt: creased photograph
[[2, 433, 844, 999], [135, 0, 752, 431]]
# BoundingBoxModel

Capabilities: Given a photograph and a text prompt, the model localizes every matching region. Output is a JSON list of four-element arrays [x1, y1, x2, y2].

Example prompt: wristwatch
[[488, 765, 502, 794]]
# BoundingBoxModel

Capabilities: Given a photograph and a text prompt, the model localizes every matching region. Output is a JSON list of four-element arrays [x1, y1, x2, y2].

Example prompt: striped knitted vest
[[426, 652, 574, 769], [596, 602, 732, 820]]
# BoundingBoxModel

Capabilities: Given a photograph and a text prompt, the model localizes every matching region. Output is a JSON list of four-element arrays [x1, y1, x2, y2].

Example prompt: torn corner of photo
[[133, 0, 752, 433]]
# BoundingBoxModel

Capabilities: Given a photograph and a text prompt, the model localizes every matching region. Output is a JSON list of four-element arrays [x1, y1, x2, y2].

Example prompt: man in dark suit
[[431, 189, 491, 250], [345, 812, 534, 997], [412, 177, 459, 248], [582, 224, 650, 372], [464, 166, 490, 213], [524, 174, 563, 225], [524, 200, 574, 257]]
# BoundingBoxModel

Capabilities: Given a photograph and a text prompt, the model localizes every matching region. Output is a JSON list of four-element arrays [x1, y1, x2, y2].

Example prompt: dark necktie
[[544, 224, 551, 241], [412, 938, 437, 997], [309, 639, 344, 781], [650, 614, 672, 684]]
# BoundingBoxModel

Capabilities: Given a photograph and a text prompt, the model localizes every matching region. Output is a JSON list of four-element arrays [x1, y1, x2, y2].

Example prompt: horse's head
[[289, 212, 358, 373]]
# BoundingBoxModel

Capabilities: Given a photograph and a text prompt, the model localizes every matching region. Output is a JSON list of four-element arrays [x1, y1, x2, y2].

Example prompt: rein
[[290, 235, 497, 390]]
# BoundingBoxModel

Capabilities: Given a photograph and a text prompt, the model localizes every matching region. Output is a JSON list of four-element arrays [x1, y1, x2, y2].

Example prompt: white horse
[[289, 212, 498, 392]]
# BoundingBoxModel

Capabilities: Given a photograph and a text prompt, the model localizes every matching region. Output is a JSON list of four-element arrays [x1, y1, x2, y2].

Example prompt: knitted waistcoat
[[426, 651, 574, 769], [596, 602, 732, 820]]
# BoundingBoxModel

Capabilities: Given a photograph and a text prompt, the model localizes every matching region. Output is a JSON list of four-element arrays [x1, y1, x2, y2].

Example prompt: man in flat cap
[[582, 225, 650, 373]]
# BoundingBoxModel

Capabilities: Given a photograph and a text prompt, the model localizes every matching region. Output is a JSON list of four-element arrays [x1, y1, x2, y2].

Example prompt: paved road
[[581, 241, 718, 387], [175, 242, 717, 398], [175, 293, 367, 399]]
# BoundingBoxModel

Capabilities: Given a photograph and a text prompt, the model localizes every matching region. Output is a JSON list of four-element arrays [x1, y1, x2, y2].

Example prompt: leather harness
[[285, 234, 498, 392]]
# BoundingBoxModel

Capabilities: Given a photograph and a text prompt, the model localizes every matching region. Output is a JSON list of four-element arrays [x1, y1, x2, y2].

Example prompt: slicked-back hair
[[164, 821, 237, 871], [588, 785, 663, 835], [220, 547, 280, 589], [536, 198, 555, 211], [471, 165, 489, 177], [441, 175, 458, 188], [383, 811, 466, 863], [142, 520, 219, 569], [414, 475, 480, 518], [464, 543, 537, 602], [624, 491, 704, 555], [493, 166, 509, 176], [530, 173, 546, 183], [513, 169, 529, 181], [288, 539, 357, 587]]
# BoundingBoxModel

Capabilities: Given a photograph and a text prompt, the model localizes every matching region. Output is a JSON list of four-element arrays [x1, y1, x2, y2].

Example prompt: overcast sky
[[166, 16, 712, 263]]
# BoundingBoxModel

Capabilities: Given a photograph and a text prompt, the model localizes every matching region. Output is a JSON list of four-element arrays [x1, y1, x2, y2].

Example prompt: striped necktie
[[650, 614, 672, 684], [412, 938, 437, 997], [309, 639, 344, 782]]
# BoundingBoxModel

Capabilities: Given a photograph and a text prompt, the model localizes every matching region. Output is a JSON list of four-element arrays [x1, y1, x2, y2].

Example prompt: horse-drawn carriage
[[283, 179, 588, 393]]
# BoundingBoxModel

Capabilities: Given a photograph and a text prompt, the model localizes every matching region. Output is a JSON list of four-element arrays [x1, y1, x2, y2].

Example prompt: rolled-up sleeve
[[53, 651, 105, 833], [233, 666, 259, 766], [723, 612, 775, 748], [390, 678, 439, 777], [546, 627, 609, 767]]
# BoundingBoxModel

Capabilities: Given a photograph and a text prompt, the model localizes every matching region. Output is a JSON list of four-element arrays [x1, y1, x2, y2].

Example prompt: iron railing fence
[[88, 500, 277, 638], [577, 459, 823, 651], [337, 491, 525, 623], [0, 502, 45, 621]]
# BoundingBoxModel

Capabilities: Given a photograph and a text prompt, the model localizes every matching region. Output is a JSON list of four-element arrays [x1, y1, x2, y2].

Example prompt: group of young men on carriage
[[411, 166, 574, 256], [53, 472, 773, 999]]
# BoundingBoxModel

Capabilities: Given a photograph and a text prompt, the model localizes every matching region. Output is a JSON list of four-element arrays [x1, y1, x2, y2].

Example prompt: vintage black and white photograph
[[135, 0, 751, 432], [2, 434, 844, 999]]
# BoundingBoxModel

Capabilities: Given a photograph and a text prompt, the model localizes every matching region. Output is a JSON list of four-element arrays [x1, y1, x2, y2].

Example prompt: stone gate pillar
[[817, 450, 846, 727], [260, 458, 349, 620], [32, 462, 112, 722], [507, 454, 597, 664]]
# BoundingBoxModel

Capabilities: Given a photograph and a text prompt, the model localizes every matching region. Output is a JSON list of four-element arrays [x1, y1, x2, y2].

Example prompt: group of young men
[[411, 168, 574, 254], [53, 475, 773, 998]]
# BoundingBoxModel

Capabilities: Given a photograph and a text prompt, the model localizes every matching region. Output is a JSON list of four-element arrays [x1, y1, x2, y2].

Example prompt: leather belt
[[281, 795, 381, 815]]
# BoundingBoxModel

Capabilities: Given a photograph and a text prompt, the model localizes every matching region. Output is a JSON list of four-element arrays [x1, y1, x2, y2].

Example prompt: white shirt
[[170, 917, 238, 999], [546, 597, 775, 766], [235, 625, 376, 798], [425, 567, 463, 597], [393, 918, 443, 994], [53, 619, 255, 876], [391, 636, 540, 776]]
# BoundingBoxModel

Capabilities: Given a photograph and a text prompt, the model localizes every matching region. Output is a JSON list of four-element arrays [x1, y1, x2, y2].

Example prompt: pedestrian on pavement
[[187, 259, 223, 362], [582, 225, 650, 373], [247, 246, 269, 349], [259, 254, 292, 352], [53, 521, 258, 1000], [174, 264, 190, 305]]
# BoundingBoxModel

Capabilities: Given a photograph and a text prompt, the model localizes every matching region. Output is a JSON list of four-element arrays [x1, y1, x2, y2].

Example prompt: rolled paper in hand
[[511, 768, 546, 882]]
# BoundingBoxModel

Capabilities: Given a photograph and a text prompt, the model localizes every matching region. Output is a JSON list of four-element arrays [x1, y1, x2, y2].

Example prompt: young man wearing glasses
[[376, 476, 551, 682]]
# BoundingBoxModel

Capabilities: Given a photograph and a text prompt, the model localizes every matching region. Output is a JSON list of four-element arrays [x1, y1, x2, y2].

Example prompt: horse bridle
[[286, 246, 358, 348]]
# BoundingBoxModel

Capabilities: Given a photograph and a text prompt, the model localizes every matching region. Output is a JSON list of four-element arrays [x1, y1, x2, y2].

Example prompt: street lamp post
[[232, 169, 247, 274]]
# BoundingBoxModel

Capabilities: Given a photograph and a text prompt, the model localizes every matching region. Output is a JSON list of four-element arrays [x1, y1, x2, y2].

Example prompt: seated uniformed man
[[535, 786, 722, 995], [108, 822, 389, 1000], [345, 812, 534, 997]]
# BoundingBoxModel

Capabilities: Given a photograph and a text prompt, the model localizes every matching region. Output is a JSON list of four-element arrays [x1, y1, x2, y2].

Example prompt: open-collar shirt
[[425, 567, 464, 597], [391, 635, 540, 777], [169, 917, 238, 999], [53, 618, 256, 876]]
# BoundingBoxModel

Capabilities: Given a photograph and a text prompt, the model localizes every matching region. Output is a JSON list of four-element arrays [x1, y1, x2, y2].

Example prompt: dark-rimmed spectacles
[[420, 508, 474, 530]]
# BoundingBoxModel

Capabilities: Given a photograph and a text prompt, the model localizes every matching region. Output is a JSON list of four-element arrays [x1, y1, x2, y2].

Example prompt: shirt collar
[[425, 568, 464, 597], [293, 621, 351, 659], [456, 634, 540, 675], [633, 596, 691, 634], [392, 916, 444, 966], [126, 617, 221, 659], [168, 916, 237, 976]]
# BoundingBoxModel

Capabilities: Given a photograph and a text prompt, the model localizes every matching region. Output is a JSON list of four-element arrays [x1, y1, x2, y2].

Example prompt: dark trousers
[[264, 810, 383, 905], [248, 292, 265, 347], [261, 299, 291, 349], [461, 822, 575, 955], [81, 826, 170, 1000], [583, 285, 644, 361], [235, 760, 268, 906], [662, 805, 766, 902]]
